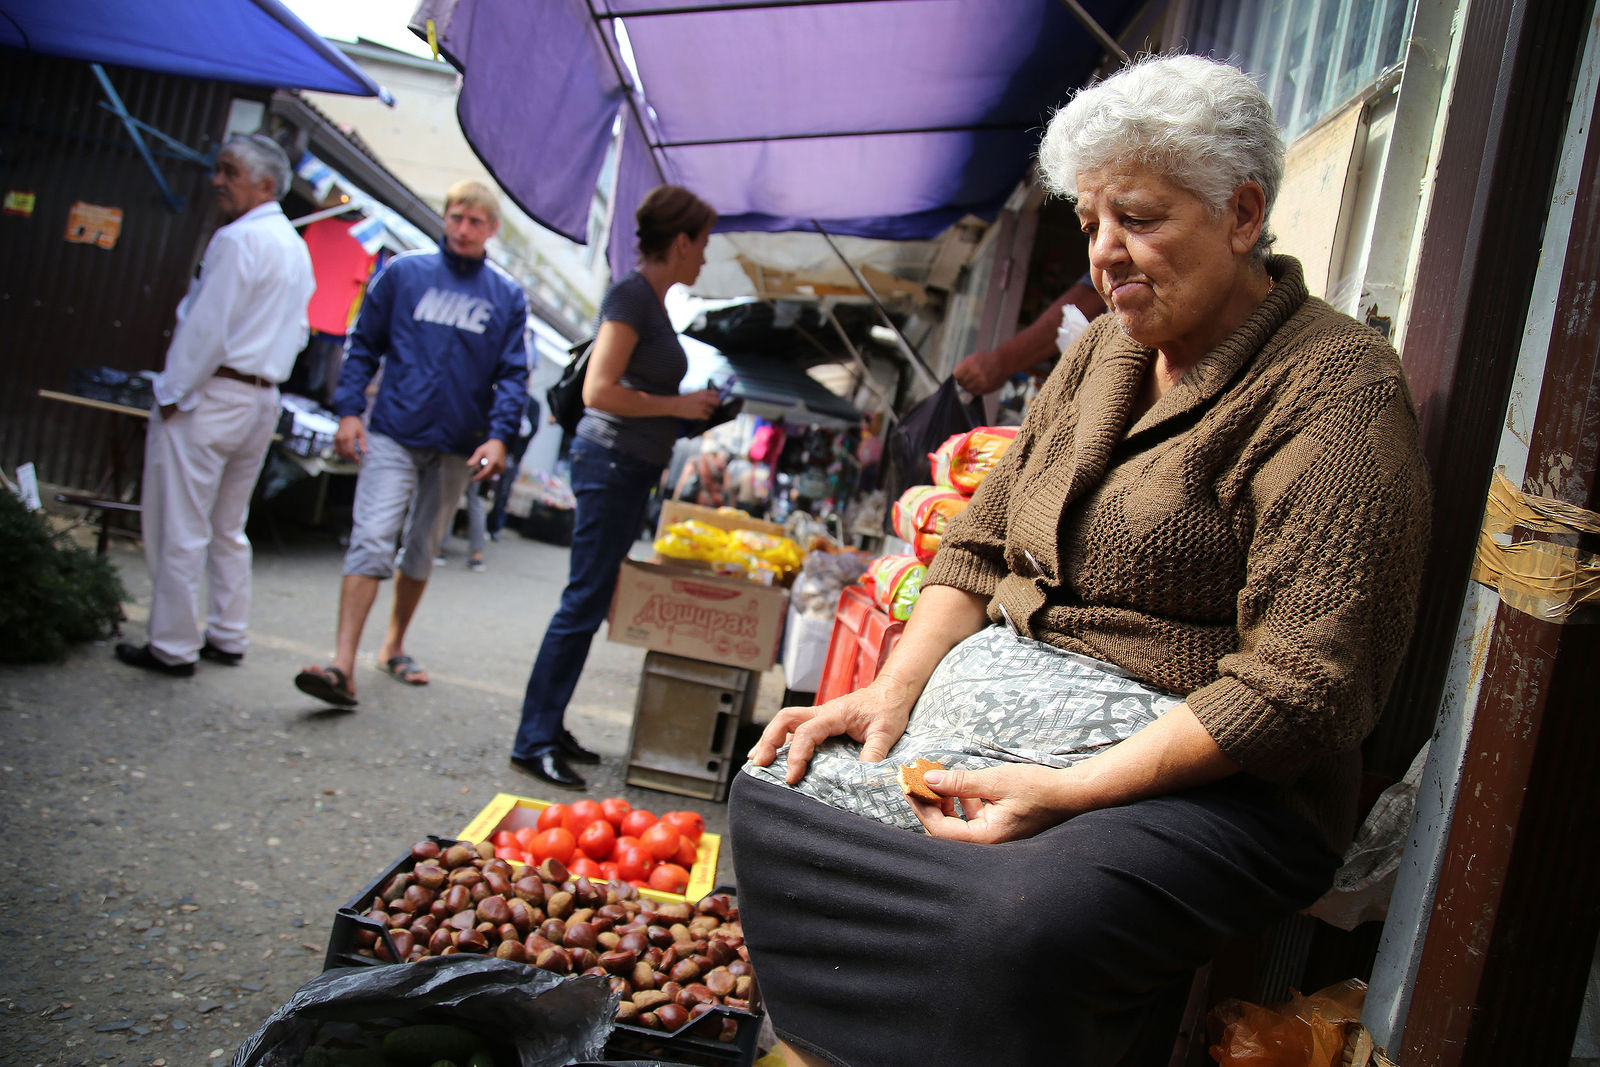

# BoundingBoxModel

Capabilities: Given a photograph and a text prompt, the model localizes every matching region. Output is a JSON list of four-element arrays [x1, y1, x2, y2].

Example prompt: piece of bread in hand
[[897, 758, 946, 802]]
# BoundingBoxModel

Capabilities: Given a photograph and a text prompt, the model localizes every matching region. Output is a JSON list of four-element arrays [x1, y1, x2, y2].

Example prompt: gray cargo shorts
[[343, 431, 475, 582]]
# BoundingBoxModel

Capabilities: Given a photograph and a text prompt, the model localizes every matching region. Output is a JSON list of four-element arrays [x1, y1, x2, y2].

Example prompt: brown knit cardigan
[[926, 257, 1431, 850]]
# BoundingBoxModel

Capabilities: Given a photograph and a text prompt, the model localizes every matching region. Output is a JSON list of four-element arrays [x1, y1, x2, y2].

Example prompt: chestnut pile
[[355, 839, 757, 1039]]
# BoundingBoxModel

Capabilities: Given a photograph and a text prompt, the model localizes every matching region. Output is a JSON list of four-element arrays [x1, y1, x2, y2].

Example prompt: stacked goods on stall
[[931, 426, 1019, 493], [863, 554, 926, 621], [889, 426, 1019, 563], [653, 518, 805, 585], [509, 471, 577, 546], [890, 486, 968, 563]]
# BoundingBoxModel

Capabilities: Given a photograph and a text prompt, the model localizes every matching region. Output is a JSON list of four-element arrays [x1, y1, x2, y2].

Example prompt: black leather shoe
[[199, 640, 243, 665], [510, 749, 586, 788], [557, 729, 601, 764], [115, 642, 195, 677]]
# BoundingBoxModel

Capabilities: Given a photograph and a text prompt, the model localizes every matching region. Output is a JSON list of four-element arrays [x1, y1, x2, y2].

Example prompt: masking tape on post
[[1470, 470, 1600, 624]]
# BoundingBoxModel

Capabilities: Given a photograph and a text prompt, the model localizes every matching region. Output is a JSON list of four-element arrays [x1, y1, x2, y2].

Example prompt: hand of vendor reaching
[[334, 414, 367, 462], [747, 677, 917, 786]]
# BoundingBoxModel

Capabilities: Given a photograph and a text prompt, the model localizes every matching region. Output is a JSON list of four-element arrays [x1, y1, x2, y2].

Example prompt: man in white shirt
[[116, 134, 316, 676]]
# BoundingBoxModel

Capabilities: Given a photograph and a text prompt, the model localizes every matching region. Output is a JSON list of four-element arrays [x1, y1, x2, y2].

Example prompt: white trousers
[[142, 376, 278, 665]]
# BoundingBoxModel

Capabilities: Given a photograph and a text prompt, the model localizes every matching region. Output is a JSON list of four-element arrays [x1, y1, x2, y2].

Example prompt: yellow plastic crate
[[459, 792, 720, 905]]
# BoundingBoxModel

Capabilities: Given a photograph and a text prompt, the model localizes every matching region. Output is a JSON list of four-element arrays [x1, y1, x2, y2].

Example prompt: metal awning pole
[[91, 64, 186, 212], [289, 203, 361, 229], [1055, 0, 1131, 66], [813, 299, 898, 430], [810, 219, 940, 391]]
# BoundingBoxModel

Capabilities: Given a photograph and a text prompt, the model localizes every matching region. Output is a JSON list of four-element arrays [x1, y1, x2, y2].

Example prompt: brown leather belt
[[214, 365, 275, 388]]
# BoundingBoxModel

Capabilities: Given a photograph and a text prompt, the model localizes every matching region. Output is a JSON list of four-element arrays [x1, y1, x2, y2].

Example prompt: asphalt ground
[[0, 500, 787, 1066]]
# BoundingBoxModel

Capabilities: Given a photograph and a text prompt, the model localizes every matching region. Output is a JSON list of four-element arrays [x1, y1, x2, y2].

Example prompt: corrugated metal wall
[[0, 54, 263, 491]]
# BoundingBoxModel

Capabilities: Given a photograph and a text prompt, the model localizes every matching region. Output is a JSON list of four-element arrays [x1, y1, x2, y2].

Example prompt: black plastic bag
[[880, 377, 983, 534], [231, 955, 616, 1067]]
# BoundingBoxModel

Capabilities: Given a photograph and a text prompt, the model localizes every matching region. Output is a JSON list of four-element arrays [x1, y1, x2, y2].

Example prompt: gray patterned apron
[[741, 624, 1182, 830]]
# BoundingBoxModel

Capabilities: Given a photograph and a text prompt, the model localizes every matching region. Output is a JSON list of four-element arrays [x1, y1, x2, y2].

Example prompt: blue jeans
[[512, 437, 662, 757], [487, 434, 530, 535]]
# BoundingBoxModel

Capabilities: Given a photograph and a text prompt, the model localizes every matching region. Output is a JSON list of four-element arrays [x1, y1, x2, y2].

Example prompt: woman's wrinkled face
[[1076, 165, 1258, 363]]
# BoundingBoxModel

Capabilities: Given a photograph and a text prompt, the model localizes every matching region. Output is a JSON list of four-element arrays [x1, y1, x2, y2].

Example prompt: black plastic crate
[[518, 501, 574, 545], [324, 835, 466, 970], [324, 847, 763, 1066]]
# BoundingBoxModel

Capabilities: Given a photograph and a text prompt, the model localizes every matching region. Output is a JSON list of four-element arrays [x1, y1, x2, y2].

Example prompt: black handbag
[[545, 338, 593, 435]]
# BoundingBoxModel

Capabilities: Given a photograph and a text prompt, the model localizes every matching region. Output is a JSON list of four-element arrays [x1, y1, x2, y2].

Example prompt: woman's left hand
[[906, 764, 1080, 843]]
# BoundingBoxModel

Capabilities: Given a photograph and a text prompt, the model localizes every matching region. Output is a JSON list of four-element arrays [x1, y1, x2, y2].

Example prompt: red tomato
[[498, 848, 529, 866], [672, 835, 698, 868], [620, 809, 658, 839], [600, 796, 633, 829], [569, 848, 590, 864], [616, 844, 655, 883], [531, 827, 576, 865], [492, 830, 519, 851], [578, 819, 616, 861], [616, 835, 640, 853], [648, 863, 691, 895], [639, 822, 682, 862], [599, 861, 620, 881], [569, 857, 604, 880], [537, 803, 570, 832], [564, 799, 606, 835], [514, 826, 540, 852], [661, 810, 705, 844]]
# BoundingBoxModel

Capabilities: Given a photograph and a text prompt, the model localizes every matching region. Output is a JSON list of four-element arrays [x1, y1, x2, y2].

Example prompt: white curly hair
[[1038, 54, 1284, 263]]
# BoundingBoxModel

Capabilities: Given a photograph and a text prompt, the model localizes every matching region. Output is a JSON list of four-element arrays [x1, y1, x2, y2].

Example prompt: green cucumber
[[330, 1048, 394, 1067], [381, 1023, 485, 1066]]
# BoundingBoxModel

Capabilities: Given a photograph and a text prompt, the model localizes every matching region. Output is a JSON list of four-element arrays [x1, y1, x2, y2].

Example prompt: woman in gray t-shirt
[[509, 185, 720, 788]]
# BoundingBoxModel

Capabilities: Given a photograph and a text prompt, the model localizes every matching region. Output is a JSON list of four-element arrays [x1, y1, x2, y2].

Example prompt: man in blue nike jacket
[[295, 181, 529, 708]]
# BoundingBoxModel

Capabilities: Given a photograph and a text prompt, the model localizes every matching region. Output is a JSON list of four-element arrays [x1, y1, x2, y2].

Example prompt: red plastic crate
[[815, 586, 904, 705]]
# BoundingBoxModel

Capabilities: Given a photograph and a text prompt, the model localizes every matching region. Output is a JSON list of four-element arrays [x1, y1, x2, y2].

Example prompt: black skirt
[[728, 771, 1339, 1067]]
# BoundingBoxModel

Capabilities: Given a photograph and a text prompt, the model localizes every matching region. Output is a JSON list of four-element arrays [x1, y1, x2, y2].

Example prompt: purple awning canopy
[[412, 0, 1135, 275], [0, 0, 391, 100]]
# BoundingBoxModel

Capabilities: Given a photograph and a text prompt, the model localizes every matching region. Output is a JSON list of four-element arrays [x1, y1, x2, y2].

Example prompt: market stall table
[[273, 446, 360, 526], [36, 388, 149, 553]]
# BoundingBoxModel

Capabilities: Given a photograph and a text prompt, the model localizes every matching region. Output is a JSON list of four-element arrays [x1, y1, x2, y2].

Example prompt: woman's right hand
[[676, 388, 720, 421], [746, 676, 917, 786]]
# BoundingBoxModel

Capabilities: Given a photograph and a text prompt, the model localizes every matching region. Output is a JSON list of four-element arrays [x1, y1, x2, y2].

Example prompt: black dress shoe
[[199, 640, 243, 665], [510, 749, 586, 788], [115, 642, 195, 677], [557, 728, 601, 764]]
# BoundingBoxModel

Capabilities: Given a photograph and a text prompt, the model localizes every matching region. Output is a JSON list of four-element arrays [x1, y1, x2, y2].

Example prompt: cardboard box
[[658, 498, 785, 540], [459, 792, 721, 905], [782, 604, 834, 692], [608, 558, 789, 671]]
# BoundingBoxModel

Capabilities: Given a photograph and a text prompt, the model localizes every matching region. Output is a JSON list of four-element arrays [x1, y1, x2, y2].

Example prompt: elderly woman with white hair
[[730, 54, 1431, 1066]]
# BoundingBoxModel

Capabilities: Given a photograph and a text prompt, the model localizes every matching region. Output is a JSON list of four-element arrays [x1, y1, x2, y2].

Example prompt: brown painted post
[[1400, 7, 1600, 1060], [1370, 0, 1592, 780]]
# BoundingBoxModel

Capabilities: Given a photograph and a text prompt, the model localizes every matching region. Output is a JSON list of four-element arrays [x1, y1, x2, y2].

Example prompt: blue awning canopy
[[0, 0, 392, 101], [409, 0, 1136, 277]]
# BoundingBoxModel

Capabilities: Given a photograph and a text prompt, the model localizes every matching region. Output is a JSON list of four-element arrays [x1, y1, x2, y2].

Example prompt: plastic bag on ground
[[1207, 979, 1368, 1067], [231, 955, 615, 1067]]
